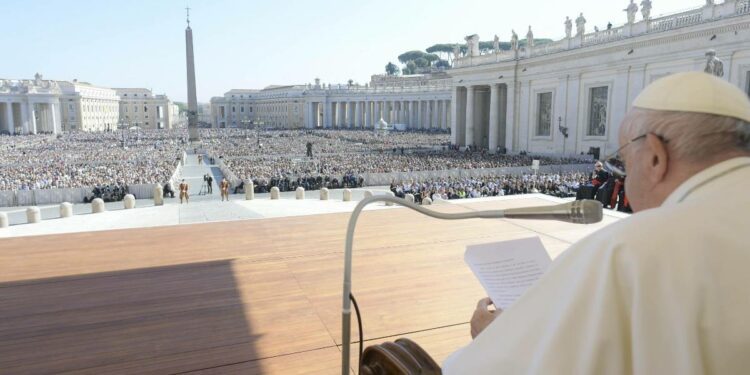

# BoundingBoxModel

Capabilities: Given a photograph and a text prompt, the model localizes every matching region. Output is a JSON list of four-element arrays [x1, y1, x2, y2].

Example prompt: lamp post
[[241, 116, 252, 140], [558, 116, 569, 155], [118, 118, 129, 148]]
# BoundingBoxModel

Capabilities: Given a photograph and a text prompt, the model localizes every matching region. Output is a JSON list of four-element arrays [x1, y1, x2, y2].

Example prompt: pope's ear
[[645, 133, 669, 183]]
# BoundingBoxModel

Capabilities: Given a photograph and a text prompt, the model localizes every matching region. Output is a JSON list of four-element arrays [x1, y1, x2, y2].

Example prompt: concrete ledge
[[92, 198, 106, 213], [385, 191, 395, 206], [26, 207, 41, 223], [60, 202, 73, 218]]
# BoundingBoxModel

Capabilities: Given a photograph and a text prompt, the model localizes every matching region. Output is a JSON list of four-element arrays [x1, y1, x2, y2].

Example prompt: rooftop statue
[[624, 0, 639, 24], [565, 16, 573, 38], [526, 26, 534, 48], [511, 30, 519, 50], [641, 0, 652, 20], [576, 13, 586, 36]]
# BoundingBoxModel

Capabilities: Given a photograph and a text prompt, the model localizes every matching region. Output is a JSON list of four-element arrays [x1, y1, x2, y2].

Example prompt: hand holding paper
[[465, 237, 552, 310]]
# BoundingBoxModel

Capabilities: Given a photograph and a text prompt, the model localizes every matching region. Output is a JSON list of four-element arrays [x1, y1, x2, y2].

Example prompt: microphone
[[502, 199, 603, 224]]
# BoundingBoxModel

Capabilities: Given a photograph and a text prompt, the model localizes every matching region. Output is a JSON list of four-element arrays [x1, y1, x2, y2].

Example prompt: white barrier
[[153, 185, 164, 206], [363, 190, 374, 199], [405, 194, 415, 203], [245, 181, 255, 200], [270, 187, 280, 200], [91, 198, 105, 213], [0, 212, 7, 228], [320, 188, 329, 200], [296, 187, 305, 200], [123, 194, 136, 209], [60, 202, 73, 218], [342, 189, 352, 202], [26, 207, 41, 223], [422, 197, 432, 205]]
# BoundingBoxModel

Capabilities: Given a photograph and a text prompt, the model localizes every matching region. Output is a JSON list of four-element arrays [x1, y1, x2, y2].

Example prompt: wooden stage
[[0, 196, 621, 374]]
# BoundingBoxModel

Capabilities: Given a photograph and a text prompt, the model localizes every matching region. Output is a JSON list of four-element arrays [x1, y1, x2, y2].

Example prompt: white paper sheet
[[464, 237, 552, 310]]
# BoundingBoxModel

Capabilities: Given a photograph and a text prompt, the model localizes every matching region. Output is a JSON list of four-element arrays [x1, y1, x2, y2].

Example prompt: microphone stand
[[341, 195, 507, 375]]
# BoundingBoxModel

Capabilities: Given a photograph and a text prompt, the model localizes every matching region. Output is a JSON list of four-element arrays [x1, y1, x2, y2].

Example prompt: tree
[[403, 61, 417, 75], [424, 53, 439, 65], [397, 50, 427, 64], [435, 59, 451, 69], [385, 62, 400, 76], [413, 57, 429, 68]]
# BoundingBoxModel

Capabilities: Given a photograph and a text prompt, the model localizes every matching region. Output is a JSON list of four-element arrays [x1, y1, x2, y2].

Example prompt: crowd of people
[[389, 172, 588, 203], [1, 128, 593, 205], [0, 131, 184, 191]]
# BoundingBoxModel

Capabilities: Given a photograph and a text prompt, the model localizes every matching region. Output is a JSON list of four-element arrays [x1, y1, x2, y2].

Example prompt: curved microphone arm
[[341, 195, 507, 375]]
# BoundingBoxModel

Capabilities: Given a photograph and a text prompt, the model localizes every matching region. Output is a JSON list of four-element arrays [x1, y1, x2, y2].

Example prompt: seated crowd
[[0, 131, 184, 191]]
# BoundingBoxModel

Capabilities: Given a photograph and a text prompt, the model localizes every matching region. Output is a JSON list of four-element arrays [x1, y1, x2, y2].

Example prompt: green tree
[[385, 62, 400, 76], [397, 50, 426, 64], [435, 59, 451, 69], [413, 57, 429, 68], [403, 61, 417, 75]]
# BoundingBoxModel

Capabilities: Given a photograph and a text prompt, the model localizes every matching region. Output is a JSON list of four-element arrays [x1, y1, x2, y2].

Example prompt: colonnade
[[306, 99, 451, 130], [0, 100, 60, 135], [451, 83, 510, 153]]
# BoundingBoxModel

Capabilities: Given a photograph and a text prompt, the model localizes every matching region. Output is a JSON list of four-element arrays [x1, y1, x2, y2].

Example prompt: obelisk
[[185, 7, 200, 141]]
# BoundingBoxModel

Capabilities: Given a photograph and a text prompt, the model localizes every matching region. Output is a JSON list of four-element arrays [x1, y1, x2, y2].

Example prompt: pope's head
[[615, 72, 750, 212]]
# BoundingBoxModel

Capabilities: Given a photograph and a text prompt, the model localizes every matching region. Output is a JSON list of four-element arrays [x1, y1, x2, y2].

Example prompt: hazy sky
[[2, 0, 698, 102]]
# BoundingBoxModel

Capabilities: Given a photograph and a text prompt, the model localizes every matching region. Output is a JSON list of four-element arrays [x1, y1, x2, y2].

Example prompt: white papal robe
[[443, 157, 750, 374]]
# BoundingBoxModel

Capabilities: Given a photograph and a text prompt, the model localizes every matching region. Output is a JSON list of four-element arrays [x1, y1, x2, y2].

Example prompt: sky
[[2, 0, 697, 102]]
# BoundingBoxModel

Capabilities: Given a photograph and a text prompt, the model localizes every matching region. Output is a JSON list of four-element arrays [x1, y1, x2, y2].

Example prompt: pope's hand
[[470, 297, 501, 339]]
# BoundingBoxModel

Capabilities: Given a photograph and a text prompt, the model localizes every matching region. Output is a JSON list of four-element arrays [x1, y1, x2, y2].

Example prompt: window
[[241, 106, 244, 113], [134, 106, 138, 112], [144, 106, 148, 112], [232, 106, 236, 113], [587, 86, 608, 136]]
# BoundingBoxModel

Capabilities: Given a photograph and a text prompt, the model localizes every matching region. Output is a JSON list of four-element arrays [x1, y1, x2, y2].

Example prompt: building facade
[[58, 80, 120, 133], [114, 88, 176, 130], [449, 0, 750, 155], [210, 75, 453, 130], [0, 74, 62, 135]]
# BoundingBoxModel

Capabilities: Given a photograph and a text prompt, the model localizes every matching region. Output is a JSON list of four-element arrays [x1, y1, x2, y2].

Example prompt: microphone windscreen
[[577, 199, 603, 224]]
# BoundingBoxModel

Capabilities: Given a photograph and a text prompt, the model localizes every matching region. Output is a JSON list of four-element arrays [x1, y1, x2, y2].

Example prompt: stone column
[[30, 102, 38, 134], [402, 100, 408, 125], [432, 101, 439, 129], [20, 102, 29, 134], [505, 83, 515, 152], [451, 87, 460, 144], [489, 84, 500, 153], [354, 101, 361, 128], [408, 101, 415, 129], [417, 101, 423, 129], [465, 86, 475, 147], [324, 101, 332, 128], [363, 100, 372, 128], [375, 101, 382, 123], [50, 102, 60, 134], [339, 102, 346, 127], [425, 100, 433, 129], [443, 99, 450, 130], [4, 102, 13, 135]]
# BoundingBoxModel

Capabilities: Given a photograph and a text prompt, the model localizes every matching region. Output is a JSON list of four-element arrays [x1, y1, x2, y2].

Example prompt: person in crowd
[[179, 179, 189, 204], [220, 177, 230, 202], [443, 72, 750, 374]]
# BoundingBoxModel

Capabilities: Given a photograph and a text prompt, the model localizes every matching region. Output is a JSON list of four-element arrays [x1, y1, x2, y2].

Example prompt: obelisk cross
[[186, 6, 191, 26]]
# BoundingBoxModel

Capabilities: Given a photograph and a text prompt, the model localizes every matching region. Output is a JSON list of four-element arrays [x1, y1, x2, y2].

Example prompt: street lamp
[[558, 116, 569, 155], [241, 116, 252, 140]]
